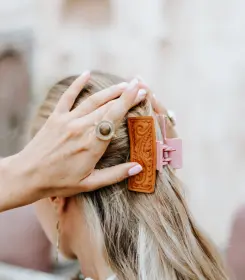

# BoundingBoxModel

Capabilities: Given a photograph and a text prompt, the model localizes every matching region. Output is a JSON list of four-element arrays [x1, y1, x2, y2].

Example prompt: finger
[[71, 78, 143, 130], [136, 76, 178, 139], [136, 75, 166, 115], [151, 94, 168, 115], [70, 99, 116, 129], [122, 76, 149, 107], [131, 82, 149, 106], [71, 82, 128, 118], [55, 71, 90, 113], [151, 94, 178, 138], [103, 78, 142, 128], [80, 163, 143, 191], [79, 80, 149, 123]]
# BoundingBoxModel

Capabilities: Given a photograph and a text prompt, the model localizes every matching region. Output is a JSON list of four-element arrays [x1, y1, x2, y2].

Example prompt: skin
[[35, 196, 112, 280], [34, 92, 174, 280], [0, 72, 148, 212]]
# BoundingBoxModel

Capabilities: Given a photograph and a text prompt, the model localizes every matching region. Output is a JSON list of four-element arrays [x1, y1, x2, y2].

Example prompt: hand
[[136, 75, 178, 138], [0, 72, 147, 211], [150, 94, 178, 138]]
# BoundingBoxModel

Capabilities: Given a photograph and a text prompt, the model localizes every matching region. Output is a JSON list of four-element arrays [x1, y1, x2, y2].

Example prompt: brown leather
[[128, 116, 156, 193]]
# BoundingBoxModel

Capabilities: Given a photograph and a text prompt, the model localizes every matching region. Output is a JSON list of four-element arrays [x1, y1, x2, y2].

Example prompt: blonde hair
[[31, 71, 228, 280]]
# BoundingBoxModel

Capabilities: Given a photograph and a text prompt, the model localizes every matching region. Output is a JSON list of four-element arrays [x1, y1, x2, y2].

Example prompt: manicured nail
[[118, 82, 128, 89], [153, 94, 156, 98], [128, 164, 143, 176], [164, 158, 172, 162], [137, 89, 147, 98], [127, 78, 139, 90], [82, 70, 90, 77]]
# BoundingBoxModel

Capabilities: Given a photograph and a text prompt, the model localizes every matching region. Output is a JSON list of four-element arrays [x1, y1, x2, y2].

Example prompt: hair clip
[[127, 115, 182, 193], [156, 115, 182, 172], [128, 117, 156, 194]]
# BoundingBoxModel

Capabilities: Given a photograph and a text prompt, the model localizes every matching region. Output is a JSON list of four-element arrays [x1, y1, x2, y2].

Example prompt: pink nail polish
[[137, 89, 147, 101], [128, 164, 143, 176]]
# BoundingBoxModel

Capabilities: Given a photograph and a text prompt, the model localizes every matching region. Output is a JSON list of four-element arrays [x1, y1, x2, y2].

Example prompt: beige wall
[[1, 0, 245, 248]]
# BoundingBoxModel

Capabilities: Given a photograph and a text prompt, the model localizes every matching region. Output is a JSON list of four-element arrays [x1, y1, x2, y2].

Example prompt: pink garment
[[226, 205, 245, 279], [0, 204, 52, 272]]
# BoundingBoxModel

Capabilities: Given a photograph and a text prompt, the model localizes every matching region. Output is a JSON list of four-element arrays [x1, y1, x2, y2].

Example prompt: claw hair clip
[[156, 115, 182, 172], [128, 115, 182, 193]]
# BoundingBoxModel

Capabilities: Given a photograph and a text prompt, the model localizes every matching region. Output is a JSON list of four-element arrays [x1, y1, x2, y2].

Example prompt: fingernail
[[137, 89, 147, 98], [128, 164, 143, 176], [153, 94, 156, 99], [118, 82, 128, 89], [127, 78, 139, 90], [164, 158, 172, 162], [82, 70, 90, 77]]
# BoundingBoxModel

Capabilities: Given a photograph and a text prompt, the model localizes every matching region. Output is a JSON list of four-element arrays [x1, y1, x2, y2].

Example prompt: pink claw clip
[[156, 115, 182, 172]]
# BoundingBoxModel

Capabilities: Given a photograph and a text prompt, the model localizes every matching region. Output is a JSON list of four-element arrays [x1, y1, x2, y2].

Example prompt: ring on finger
[[95, 120, 115, 141]]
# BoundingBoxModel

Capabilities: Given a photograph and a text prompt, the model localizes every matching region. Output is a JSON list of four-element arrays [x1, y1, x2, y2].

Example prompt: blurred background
[[1, 0, 245, 279]]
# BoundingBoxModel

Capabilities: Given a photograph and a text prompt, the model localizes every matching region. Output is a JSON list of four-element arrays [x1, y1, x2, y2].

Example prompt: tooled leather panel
[[127, 117, 156, 193]]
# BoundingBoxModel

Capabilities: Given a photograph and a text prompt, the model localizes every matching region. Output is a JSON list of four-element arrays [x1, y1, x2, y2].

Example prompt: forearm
[[0, 154, 41, 212]]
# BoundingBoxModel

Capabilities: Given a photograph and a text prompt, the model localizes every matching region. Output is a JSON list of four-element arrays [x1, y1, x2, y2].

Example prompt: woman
[[0, 71, 146, 212], [33, 71, 228, 280]]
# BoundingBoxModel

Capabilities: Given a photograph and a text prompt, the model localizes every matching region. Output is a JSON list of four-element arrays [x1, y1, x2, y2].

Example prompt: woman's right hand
[[136, 75, 178, 138], [0, 72, 147, 211]]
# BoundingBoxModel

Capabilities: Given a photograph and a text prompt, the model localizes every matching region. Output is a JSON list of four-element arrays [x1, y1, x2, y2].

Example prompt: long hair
[[31, 71, 228, 280]]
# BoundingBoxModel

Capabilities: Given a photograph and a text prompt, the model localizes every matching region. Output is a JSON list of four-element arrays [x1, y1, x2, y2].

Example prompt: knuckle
[[66, 122, 79, 137], [83, 140, 91, 151]]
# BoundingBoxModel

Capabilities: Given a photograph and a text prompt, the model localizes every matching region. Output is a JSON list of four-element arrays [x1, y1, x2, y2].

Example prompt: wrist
[[0, 153, 42, 211], [0, 155, 17, 211]]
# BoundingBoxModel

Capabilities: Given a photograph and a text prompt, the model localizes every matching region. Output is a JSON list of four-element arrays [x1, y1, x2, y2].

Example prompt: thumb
[[81, 163, 143, 191]]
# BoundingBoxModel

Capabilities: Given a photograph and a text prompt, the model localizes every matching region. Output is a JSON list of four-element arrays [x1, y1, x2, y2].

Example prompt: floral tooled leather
[[128, 117, 156, 193]]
